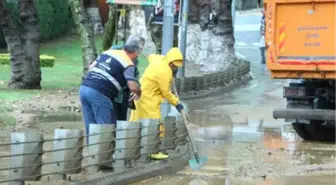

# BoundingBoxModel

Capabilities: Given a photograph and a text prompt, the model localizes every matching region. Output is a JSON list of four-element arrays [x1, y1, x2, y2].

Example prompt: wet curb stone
[[72, 144, 190, 185], [177, 59, 252, 100]]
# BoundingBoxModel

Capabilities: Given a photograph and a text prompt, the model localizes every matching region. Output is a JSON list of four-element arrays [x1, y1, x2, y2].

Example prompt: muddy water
[[132, 109, 336, 185]]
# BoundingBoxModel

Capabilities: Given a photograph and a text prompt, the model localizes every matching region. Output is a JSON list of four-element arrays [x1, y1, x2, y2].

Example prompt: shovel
[[172, 79, 208, 170]]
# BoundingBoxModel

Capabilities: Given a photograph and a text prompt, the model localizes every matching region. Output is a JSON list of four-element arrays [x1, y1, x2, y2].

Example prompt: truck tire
[[293, 121, 335, 142], [292, 123, 311, 141], [306, 121, 335, 143]]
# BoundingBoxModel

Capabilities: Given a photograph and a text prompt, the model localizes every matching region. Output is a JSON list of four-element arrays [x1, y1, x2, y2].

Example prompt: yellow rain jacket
[[129, 48, 183, 122]]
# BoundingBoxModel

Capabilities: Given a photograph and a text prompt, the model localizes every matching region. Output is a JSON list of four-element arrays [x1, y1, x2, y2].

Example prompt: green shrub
[[0, 54, 55, 67]]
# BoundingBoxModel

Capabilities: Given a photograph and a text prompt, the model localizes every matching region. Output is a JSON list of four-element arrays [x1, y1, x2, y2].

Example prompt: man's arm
[[123, 66, 141, 98]]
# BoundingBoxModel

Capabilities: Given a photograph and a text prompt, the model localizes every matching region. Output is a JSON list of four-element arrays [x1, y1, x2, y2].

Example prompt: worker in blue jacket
[[81, 34, 144, 142], [111, 41, 142, 120]]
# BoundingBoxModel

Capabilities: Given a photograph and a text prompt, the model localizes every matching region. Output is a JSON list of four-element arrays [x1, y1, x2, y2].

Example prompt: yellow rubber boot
[[159, 123, 165, 138], [149, 152, 169, 160], [149, 121, 169, 160]]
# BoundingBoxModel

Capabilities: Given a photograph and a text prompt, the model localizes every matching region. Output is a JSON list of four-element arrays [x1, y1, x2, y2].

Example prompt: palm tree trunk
[[0, 0, 42, 89], [19, 0, 42, 89], [69, 0, 97, 77]]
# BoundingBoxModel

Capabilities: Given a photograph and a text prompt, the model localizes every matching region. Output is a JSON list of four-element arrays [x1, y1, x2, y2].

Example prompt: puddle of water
[[38, 112, 82, 122], [21, 110, 83, 122], [189, 111, 298, 148]]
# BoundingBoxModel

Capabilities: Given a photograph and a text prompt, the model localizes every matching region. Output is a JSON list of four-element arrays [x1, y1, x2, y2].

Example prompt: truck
[[264, 0, 336, 142]]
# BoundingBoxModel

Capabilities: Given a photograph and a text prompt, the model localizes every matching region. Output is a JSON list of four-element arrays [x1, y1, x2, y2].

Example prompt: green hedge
[[0, 0, 74, 48], [0, 54, 55, 67]]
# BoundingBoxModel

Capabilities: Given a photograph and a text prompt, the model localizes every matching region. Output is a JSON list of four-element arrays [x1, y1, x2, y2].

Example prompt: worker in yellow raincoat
[[129, 47, 184, 160]]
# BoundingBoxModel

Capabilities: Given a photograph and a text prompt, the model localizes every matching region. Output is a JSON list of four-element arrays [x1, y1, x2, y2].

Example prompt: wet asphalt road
[[132, 10, 336, 185]]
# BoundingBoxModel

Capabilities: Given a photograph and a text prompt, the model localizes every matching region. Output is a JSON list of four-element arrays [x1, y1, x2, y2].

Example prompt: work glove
[[175, 103, 184, 113], [128, 100, 136, 110]]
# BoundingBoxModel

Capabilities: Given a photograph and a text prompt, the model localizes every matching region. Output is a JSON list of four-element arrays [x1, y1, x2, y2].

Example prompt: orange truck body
[[264, 0, 336, 79]]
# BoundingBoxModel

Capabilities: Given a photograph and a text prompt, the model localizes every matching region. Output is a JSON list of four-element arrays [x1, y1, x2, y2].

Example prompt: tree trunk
[[0, 0, 42, 89], [207, 0, 235, 70], [20, 0, 42, 89], [214, 0, 235, 55], [101, 5, 119, 51], [128, 7, 156, 56], [85, 0, 104, 35], [69, 0, 97, 77]]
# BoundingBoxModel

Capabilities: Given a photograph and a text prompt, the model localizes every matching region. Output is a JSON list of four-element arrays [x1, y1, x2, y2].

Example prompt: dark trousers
[[113, 102, 128, 120], [113, 89, 130, 121]]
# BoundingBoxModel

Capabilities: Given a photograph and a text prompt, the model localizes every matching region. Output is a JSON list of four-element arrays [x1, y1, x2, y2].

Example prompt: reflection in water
[[189, 109, 299, 151]]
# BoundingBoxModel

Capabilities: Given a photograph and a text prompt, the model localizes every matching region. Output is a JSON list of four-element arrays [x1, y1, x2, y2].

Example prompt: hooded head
[[163, 47, 183, 75], [164, 47, 183, 66]]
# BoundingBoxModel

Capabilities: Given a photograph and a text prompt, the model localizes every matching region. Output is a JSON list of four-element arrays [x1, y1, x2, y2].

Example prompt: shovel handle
[[181, 110, 200, 161], [172, 79, 200, 163]]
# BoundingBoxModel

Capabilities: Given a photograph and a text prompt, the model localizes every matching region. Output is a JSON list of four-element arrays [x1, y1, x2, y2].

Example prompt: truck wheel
[[306, 121, 335, 143], [292, 123, 311, 141]]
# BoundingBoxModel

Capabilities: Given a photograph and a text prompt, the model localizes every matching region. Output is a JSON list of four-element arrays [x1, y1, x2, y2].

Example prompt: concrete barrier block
[[219, 72, 226, 86], [183, 78, 189, 93], [9, 132, 43, 184], [217, 73, 222, 86], [189, 77, 197, 91], [195, 77, 203, 91], [115, 121, 141, 171], [237, 64, 244, 76], [161, 116, 177, 151], [87, 124, 115, 174], [234, 66, 240, 80], [175, 116, 187, 145], [228, 67, 235, 81], [52, 129, 84, 179], [209, 73, 216, 88], [201, 75, 207, 90], [203, 74, 212, 89], [139, 119, 160, 162]]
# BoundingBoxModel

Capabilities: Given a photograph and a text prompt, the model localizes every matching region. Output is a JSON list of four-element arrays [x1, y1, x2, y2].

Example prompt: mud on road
[[132, 108, 336, 185]]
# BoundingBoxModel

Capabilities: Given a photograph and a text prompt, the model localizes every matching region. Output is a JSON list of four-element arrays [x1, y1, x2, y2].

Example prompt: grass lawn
[[0, 34, 149, 101]]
